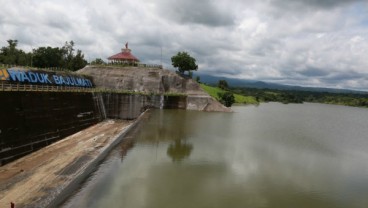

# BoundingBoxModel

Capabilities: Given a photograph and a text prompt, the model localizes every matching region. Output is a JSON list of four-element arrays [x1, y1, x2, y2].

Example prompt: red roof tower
[[108, 43, 140, 63]]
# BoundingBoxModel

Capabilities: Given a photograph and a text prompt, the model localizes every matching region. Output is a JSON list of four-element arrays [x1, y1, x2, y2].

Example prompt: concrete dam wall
[[100, 93, 186, 120], [0, 92, 102, 165], [0, 91, 186, 165]]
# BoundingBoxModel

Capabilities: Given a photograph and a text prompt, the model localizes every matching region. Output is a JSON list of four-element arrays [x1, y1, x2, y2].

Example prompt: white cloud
[[0, 0, 367, 90]]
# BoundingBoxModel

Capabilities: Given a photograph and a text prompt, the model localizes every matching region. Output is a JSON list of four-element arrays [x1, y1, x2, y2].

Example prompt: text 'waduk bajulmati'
[[0, 68, 93, 87]]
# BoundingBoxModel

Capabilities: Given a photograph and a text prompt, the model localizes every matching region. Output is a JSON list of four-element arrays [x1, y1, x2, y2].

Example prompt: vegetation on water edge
[[232, 87, 368, 108], [200, 84, 258, 104], [200, 82, 368, 108]]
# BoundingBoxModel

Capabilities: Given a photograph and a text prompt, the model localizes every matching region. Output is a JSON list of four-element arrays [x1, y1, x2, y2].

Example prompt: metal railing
[[0, 82, 93, 92], [0, 63, 70, 72], [89, 63, 163, 69], [1, 63, 163, 71], [137, 63, 163, 69]]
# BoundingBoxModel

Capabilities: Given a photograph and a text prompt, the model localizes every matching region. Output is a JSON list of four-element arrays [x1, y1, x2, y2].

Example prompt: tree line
[[232, 87, 368, 107], [0, 39, 87, 71], [200, 78, 368, 108]]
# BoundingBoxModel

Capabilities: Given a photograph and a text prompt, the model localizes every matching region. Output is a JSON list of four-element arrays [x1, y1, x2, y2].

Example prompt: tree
[[70, 49, 88, 70], [195, 76, 201, 83], [32, 47, 64, 68], [90, 58, 106, 65], [171, 51, 198, 74], [62, 41, 74, 70], [218, 92, 235, 107], [0, 40, 88, 70], [218, 79, 228, 90], [0, 39, 31, 66]]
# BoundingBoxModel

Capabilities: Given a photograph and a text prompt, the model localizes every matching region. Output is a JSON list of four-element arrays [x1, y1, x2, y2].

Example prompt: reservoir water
[[62, 103, 368, 208]]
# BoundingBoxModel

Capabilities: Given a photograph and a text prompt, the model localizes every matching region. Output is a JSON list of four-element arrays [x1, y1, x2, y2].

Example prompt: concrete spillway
[[100, 93, 186, 119]]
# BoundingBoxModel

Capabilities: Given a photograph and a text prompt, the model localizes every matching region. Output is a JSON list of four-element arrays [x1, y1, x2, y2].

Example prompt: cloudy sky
[[1, 0, 368, 90]]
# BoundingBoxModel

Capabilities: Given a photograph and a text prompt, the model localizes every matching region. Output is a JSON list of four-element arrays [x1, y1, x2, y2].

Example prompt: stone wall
[[78, 66, 231, 112], [99, 93, 187, 120], [78, 66, 195, 94]]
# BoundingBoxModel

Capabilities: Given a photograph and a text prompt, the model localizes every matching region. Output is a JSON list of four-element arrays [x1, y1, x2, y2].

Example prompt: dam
[[0, 65, 228, 207], [0, 91, 188, 165], [0, 66, 213, 166]]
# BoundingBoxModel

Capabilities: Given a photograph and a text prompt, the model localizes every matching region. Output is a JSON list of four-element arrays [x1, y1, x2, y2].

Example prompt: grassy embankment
[[200, 83, 258, 105]]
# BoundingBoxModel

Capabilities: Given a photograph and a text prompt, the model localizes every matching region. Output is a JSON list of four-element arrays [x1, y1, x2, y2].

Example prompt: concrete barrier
[[46, 110, 148, 208]]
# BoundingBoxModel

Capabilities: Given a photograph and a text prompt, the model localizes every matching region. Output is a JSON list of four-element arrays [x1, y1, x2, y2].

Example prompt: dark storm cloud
[[210, 68, 245, 76], [157, 0, 234, 27], [324, 71, 367, 82], [271, 0, 365, 10], [299, 67, 330, 77]]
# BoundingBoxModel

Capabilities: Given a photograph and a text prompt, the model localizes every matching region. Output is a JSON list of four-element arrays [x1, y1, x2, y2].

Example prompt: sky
[[1, 0, 368, 90]]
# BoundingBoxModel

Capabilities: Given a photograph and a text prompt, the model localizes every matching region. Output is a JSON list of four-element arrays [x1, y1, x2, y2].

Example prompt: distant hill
[[196, 73, 368, 94]]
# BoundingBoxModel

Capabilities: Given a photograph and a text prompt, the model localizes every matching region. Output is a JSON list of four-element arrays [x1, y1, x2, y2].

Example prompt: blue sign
[[2, 69, 94, 88]]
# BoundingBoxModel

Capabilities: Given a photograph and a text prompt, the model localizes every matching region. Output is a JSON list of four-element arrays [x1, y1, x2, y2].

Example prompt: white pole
[[160, 46, 163, 68]]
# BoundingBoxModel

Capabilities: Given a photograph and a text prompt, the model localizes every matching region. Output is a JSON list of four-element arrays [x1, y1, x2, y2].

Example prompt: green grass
[[233, 94, 258, 104], [200, 84, 225, 100], [200, 84, 258, 104]]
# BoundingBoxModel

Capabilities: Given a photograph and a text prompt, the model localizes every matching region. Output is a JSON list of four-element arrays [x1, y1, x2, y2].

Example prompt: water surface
[[62, 103, 368, 208]]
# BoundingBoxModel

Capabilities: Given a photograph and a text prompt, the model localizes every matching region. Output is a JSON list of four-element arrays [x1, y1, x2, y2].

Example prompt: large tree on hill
[[70, 49, 88, 70], [90, 58, 106, 65], [0, 39, 31, 66], [0, 40, 87, 71], [171, 51, 198, 74], [61, 41, 87, 71], [32, 46, 65, 68], [218, 79, 229, 90]]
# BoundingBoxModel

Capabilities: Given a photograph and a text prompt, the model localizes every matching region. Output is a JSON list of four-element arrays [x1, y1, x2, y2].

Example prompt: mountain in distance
[[196, 73, 368, 94]]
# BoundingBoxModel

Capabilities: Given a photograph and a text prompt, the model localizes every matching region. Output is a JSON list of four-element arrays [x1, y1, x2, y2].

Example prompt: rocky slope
[[78, 65, 231, 112]]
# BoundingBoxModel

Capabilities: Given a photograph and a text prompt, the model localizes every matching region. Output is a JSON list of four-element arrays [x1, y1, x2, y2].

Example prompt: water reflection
[[117, 115, 147, 160], [134, 110, 193, 143], [167, 140, 193, 162], [119, 136, 135, 160], [135, 110, 195, 162]]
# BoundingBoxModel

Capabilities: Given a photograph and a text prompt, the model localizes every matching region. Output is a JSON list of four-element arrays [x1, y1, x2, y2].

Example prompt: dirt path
[[0, 119, 133, 208]]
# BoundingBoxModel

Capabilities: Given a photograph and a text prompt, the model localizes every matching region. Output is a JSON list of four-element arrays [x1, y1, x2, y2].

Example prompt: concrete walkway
[[0, 119, 135, 208]]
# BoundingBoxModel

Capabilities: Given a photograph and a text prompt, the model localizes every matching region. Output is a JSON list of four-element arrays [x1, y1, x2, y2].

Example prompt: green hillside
[[200, 84, 258, 104]]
